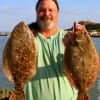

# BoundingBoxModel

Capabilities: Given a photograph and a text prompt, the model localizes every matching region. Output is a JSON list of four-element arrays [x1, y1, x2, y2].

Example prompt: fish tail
[[9, 89, 25, 100], [77, 92, 90, 100]]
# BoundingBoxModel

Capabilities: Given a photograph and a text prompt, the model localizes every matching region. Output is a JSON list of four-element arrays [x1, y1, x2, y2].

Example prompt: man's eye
[[39, 9, 44, 12]]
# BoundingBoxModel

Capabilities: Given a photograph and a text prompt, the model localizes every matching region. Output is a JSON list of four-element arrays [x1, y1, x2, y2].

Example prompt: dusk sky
[[0, 0, 100, 32]]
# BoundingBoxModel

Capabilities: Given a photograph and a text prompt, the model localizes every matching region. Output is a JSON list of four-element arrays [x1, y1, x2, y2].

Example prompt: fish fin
[[64, 65, 78, 89], [9, 90, 25, 100], [64, 52, 78, 89], [77, 92, 90, 100]]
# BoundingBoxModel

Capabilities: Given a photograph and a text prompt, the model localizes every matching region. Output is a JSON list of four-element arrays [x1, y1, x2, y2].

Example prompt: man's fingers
[[73, 22, 86, 32]]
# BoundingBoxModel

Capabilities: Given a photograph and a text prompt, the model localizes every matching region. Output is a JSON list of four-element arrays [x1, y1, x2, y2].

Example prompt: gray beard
[[38, 20, 54, 30]]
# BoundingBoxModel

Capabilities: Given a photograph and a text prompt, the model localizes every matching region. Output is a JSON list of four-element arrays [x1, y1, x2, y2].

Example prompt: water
[[0, 36, 100, 99], [0, 36, 14, 89], [88, 37, 100, 100]]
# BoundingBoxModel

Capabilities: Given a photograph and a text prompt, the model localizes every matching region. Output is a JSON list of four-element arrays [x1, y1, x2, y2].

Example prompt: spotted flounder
[[2, 21, 36, 100], [64, 31, 99, 100]]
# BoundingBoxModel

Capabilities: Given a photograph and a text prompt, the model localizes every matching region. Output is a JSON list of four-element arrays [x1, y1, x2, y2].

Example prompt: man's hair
[[36, 0, 59, 11]]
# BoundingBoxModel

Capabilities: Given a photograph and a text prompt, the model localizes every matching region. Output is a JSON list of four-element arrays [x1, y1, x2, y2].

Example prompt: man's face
[[36, 0, 59, 30]]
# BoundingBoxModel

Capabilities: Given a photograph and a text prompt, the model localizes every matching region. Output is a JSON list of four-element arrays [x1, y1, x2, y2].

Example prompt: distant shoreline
[[0, 32, 10, 36], [90, 35, 100, 37], [0, 32, 100, 37], [0, 35, 7, 36]]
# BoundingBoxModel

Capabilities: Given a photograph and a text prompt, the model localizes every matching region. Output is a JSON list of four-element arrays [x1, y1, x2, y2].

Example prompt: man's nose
[[44, 10, 50, 16]]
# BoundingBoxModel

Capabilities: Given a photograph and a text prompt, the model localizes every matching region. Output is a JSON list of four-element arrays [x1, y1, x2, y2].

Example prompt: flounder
[[64, 30, 99, 100], [2, 21, 36, 100]]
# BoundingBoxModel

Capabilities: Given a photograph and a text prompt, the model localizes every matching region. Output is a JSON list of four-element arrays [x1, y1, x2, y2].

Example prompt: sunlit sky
[[0, 0, 100, 32]]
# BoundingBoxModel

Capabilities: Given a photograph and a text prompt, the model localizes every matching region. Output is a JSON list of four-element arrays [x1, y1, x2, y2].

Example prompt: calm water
[[0, 36, 100, 100]]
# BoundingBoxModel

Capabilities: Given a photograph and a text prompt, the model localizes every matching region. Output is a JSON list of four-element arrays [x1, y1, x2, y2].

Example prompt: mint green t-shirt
[[24, 29, 78, 100]]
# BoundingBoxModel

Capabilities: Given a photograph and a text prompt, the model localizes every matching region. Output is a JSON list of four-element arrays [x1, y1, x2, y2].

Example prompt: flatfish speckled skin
[[2, 21, 36, 100], [64, 31, 99, 100]]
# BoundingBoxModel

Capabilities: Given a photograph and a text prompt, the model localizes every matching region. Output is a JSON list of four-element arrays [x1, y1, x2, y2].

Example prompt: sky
[[0, 0, 100, 32]]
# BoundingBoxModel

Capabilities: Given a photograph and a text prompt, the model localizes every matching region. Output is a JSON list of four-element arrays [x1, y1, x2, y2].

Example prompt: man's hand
[[73, 22, 87, 33], [63, 22, 87, 47]]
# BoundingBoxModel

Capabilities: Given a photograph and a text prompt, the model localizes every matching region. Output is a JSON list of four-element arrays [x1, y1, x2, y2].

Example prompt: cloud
[[0, 6, 36, 32], [58, 7, 100, 29], [65, 8, 80, 15], [0, 7, 34, 15]]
